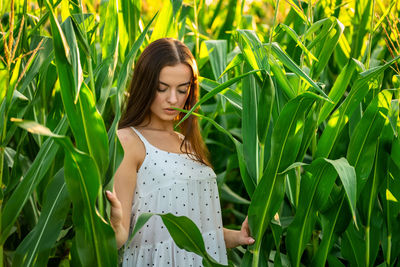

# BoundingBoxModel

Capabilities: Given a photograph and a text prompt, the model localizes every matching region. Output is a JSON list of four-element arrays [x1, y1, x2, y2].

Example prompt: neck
[[139, 117, 175, 132]]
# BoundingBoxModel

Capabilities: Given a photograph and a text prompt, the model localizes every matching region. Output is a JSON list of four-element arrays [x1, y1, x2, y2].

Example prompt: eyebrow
[[159, 81, 191, 87]]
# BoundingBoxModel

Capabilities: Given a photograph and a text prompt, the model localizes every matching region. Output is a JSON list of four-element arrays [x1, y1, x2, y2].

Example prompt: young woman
[[106, 38, 254, 266]]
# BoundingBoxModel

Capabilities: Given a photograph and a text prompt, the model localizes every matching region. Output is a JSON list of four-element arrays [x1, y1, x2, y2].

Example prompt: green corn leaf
[[116, 12, 157, 96], [304, 17, 333, 46], [47, 3, 109, 178], [350, 0, 373, 59], [347, 90, 392, 198], [205, 40, 228, 83], [101, 0, 118, 60], [78, 84, 110, 178], [277, 24, 317, 62], [285, 0, 309, 24], [268, 42, 329, 99], [12, 169, 70, 267], [150, 0, 182, 41], [296, 101, 321, 161], [220, 183, 250, 205], [316, 56, 400, 158], [17, 37, 54, 95], [312, 192, 351, 266], [286, 157, 356, 267], [15, 119, 118, 266], [325, 158, 357, 224], [242, 63, 259, 183], [269, 55, 296, 99], [127, 213, 228, 267], [219, 53, 244, 80], [235, 29, 267, 76], [248, 93, 316, 267], [1, 117, 69, 245], [119, 0, 141, 59], [318, 60, 357, 125], [310, 18, 344, 79], [342, 224, 366, 266], [97, 0, 119, 113], [388, 99, 399, 138], [61, 17, 83, 104], [257, 73, 275, 145], [199, 77, 242, 110]]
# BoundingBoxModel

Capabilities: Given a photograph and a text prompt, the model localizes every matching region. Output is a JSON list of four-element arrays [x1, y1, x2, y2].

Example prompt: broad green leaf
[[150, 0, 182, 41], [316, 56, 400, 158], [47, 4, 109, 178], [61, 17, 83, 104], [97, 0, 119, 113], [318, 60, 357, 124], [269, 56, 296, 99], [1, 117, 68, 245], [312, 193, 351, 266], [258, 73, 275, 145], [119, 0, 141, 59], [13, 119, 118, 266], [128, 213, 228, 266], [61, 137, 117, 266], [12, 169, 70, 267], [310, 18, 344, 79], [242, 63, 259, 183], [347, 90, 392, 197], [199, 77, 242, 110], [205, 40, 228, 83], [342, 224, 366, 266], [220, 183, 250, 205], [350, 0, 373, 59], [126, 212, 154, 246], [286, 157, 356, 267], [277, 23, 317, 62], [325, 158, 357, 224], [101, 0, 118, 60], [268, 42, 329, 99], [235, 29, 267, 79], [116, 13, 157, 97], [248, 94, 316, 267], [219, 53, 244, 80]]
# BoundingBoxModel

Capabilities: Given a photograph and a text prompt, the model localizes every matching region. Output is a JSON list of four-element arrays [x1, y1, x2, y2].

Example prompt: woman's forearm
[[113, 224, 129, 249], [223, 227, 241, 249]]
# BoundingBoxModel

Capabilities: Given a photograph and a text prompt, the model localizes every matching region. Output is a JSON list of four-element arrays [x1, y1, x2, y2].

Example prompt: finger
[[239, 234, 255, 246], [106, 190, 121, 208]]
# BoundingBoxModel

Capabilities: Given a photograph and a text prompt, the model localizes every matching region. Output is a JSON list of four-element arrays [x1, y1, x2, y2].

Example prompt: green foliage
[[1, 0, 400, 266]]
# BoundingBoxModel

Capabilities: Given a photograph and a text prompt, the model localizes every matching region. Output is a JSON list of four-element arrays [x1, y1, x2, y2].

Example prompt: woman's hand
[[106, 190, 128, 248], [223, 216, 255, 249], [106, 190, 123, 229]]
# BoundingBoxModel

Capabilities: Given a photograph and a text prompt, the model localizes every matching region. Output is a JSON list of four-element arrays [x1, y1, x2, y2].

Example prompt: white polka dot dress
[[122, 127, 228, 267]]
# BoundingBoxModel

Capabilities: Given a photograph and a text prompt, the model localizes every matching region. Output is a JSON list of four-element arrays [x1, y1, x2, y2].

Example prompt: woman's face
[[149, 63, 192, 123]]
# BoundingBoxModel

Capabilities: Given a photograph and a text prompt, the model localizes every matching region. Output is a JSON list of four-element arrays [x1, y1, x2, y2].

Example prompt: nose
[[167, 89, 178, 105]]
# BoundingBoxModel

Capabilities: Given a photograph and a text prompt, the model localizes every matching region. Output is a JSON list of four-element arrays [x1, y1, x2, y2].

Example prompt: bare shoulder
[[117, 127, 145, 168]]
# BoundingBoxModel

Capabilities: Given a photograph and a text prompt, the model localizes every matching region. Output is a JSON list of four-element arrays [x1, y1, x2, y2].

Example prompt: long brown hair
[[119, 38, 210, 166]]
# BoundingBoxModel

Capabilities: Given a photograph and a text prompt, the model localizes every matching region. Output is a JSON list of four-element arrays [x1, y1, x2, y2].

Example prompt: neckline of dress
[[133, 127, 189, 156]]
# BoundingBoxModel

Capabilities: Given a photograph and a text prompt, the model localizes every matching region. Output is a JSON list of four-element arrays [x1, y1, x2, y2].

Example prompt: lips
[[164, 108, 177, 115]]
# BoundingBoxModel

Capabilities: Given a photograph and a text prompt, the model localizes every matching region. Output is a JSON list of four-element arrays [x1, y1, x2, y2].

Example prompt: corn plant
[[1, 0, 400, 266]]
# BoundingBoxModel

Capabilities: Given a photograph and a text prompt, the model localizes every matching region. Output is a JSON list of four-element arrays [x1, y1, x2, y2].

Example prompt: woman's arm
[[223, 217, 255, 249], [106, 128, 144, 249]]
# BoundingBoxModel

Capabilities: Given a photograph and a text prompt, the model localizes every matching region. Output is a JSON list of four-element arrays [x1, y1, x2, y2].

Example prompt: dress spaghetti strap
[[130, 126, 151, 148]]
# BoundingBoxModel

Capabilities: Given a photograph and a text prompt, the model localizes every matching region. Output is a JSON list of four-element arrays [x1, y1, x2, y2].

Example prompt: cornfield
[[1, 0, 400, 266]]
